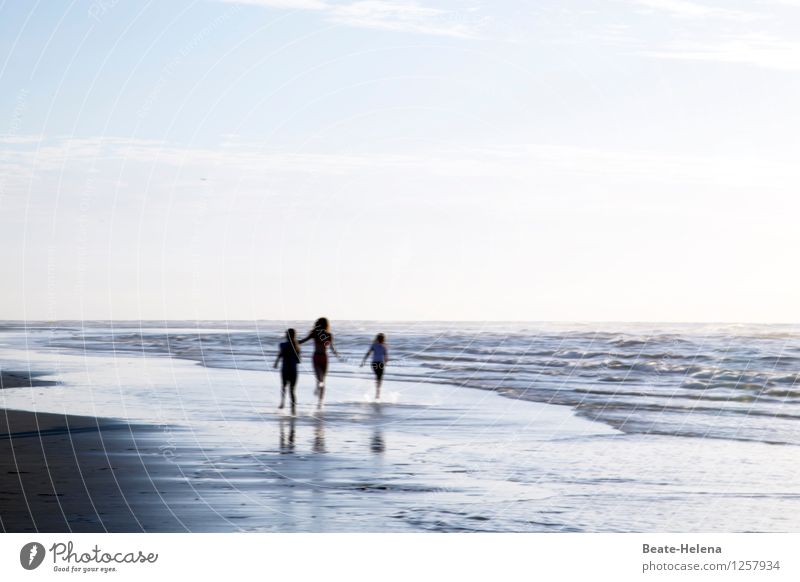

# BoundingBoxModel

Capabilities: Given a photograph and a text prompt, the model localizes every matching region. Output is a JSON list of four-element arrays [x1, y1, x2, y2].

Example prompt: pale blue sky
[[2, 0, 799, 321]]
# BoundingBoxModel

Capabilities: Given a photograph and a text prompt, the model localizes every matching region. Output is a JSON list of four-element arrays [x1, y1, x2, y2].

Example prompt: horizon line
[[2, 319, 799, 326]]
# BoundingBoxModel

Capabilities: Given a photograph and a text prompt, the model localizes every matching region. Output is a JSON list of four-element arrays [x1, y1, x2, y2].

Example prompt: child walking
[[274, 328, 301, 413], [361, 333, 388, 400]]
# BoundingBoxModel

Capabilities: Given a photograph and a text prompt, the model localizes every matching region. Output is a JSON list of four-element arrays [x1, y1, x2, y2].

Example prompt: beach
[[0, 409, 208, 532], [0, 354, 610, 532], [1, 337, 799, 532]]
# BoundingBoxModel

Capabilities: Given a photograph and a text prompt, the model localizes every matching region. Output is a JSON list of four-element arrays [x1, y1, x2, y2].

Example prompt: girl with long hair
[[298, 317, 338, 408]]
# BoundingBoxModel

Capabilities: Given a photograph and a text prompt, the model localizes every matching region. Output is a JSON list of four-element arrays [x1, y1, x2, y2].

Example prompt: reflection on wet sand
[[370, 427, 385, 454], [279, 417, 295, 453], [312, 417, 326, 454], [369, 402, 385, 454], [278, 415, 336, 456]]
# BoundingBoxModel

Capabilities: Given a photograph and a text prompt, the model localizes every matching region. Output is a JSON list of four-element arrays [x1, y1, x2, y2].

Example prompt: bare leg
[[289, 377, 297, 415], [313, 365, 324, 396], [314, 364, 326, 405], [373, 366, 383, 400], [279, 381, 286, 409]]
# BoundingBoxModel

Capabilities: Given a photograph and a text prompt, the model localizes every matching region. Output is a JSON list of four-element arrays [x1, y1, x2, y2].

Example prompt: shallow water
[[6, 320, 800, 445]]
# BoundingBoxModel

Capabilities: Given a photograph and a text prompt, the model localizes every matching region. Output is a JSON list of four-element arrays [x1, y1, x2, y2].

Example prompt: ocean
[[1, 321, 799, 532], [5, 320, 799, 445]]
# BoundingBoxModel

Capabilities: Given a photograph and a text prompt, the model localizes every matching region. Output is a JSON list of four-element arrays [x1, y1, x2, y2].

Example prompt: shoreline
[[0, 370, 59, 389]]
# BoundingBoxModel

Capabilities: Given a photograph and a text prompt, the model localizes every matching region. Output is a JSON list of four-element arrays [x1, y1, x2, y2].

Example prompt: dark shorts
[[313, 352, 328, 374], [281, 367, 297, 385], [371, 361, 385, 380]]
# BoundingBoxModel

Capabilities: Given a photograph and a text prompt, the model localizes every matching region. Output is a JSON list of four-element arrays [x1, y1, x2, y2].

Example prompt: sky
[[1, 0, 799, 322]]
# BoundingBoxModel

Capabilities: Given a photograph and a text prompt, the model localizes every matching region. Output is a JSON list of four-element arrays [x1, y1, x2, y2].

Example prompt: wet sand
[[0, 409, 227, 532], [0, 370, 58, 389]]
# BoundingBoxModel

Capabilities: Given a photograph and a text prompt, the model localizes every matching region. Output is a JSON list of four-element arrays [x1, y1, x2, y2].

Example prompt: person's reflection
[[312, 417, 326, 454], [279, 416, 296, 454], [370, 426, 385, 454], [370, 401, 385, 454]]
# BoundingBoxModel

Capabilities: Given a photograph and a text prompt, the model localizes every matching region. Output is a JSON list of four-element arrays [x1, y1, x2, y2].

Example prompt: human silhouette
[[298, 317, 338, 408], [360, 333, 388, 400], [274, 328, 301, 414]]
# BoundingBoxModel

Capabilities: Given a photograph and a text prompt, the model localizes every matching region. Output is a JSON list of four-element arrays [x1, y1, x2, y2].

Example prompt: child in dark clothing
[[274, 328, 301, 413]]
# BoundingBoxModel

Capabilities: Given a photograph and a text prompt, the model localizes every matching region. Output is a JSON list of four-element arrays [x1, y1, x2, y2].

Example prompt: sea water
[[1, 321, 799, 532], [5, 320, 799, 445]]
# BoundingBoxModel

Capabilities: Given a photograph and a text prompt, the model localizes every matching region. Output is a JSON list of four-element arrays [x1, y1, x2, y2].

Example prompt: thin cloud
[[640, 34, 800, 71], [3, 136, 798, 190], [218, 0, 482, 38], [626, 0, 759, 21], [0, 135, 42, 145], [224, 0, 327, 8]]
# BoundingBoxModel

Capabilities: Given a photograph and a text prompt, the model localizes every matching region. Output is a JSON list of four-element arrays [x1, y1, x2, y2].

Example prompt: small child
[[274, 328, 301, 413], [361, 333, 388, 400]]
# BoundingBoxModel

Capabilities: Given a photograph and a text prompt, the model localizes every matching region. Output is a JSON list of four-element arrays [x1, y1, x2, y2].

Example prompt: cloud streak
[[218, 0, 482, 38], [625, 0, 758, 21], [2, 136, 798, 193], [639, 33, 800, 71]]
